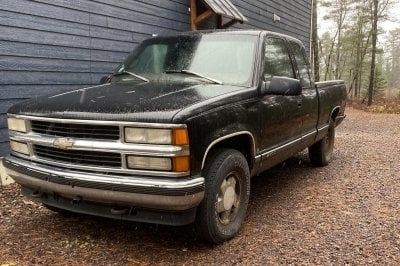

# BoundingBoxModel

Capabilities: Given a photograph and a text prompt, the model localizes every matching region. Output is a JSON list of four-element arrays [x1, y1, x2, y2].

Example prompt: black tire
[[195, 148, 250, 244], [309, 119, 335, 166]]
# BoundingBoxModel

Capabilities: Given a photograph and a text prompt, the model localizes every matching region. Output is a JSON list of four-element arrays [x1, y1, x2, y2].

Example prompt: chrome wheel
[[217, 173, 240, 225]]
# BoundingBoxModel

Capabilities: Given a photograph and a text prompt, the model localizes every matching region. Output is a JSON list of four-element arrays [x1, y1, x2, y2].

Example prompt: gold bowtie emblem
[[53, 138, 74, 150]]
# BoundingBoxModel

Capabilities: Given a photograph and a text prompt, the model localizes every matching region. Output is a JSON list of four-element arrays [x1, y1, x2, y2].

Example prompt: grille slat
[[34, 150, 120, 163], [34, 146, 120, 160], [33, 145, 121, 167], [31, 121, 120, 140]]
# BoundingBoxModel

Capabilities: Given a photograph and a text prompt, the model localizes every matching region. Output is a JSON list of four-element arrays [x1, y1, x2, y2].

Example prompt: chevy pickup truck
[[3, 30, 346, 244]]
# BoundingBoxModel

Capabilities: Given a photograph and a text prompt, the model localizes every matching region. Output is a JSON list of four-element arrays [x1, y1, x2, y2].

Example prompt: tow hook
[[110, 207, 135, 216], [31, 191, 43, 198], [110, 207, 129, 215], [71, 196, 82, 205]]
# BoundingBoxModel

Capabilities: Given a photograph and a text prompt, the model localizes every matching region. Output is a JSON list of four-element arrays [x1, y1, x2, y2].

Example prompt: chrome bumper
[[3, 156, 205, 211]]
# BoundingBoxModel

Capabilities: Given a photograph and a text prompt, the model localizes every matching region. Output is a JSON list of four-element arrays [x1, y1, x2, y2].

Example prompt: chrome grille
[[33, 145, 122, 168], [31, 120, 120, 140]]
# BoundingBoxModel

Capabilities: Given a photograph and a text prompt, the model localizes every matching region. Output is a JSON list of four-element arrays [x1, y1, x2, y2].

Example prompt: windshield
[[112, 34, 258, 86]]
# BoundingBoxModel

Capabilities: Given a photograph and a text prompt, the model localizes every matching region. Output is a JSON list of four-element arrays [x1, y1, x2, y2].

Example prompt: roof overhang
[[190, 0, 248, 30]]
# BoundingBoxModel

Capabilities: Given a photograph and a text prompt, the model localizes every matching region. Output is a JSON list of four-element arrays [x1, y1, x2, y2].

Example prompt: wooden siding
[[0, 0, 311, 156]]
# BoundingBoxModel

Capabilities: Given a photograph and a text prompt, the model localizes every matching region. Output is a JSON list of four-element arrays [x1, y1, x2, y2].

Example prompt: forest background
[[313, 0, 400, 108]]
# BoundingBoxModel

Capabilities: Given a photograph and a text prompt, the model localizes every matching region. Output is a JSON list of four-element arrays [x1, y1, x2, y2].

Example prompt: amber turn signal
[[172, 156, 190, 172], [172, 128, 189, 145]]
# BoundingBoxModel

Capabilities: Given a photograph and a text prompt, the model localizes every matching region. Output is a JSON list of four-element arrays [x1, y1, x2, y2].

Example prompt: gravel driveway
[[1, 107, 399, 265]]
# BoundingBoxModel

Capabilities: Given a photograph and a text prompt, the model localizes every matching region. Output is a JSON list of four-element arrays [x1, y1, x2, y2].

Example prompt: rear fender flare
[[330, 106, 341, 121]]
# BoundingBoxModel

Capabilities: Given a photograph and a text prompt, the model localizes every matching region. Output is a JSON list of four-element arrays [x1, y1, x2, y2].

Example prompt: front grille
[[31, 120, 120, 140], [33, 145, 122, 168]]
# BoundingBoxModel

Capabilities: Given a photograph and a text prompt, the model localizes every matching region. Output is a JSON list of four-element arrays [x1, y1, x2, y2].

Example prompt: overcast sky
[[381, 0, 400, 32], [318, 1, 400, 40]]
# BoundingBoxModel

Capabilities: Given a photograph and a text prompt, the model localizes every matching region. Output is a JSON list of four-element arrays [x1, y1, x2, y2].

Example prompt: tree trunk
[[367, 0, 378, 106], [312, 0, 320, 81]]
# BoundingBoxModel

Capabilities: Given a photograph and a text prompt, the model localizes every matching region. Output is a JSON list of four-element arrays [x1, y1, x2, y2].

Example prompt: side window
[[289, 41, 311, 88], [263, 38, 295, 81]]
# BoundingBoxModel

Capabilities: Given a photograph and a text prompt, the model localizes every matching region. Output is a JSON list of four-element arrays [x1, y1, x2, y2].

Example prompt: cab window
[[263, 38, 295, 81], [289, 41, 311, 88]]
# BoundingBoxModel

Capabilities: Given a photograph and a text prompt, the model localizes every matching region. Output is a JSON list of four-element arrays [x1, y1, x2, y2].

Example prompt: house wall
[[0, 0, 311, 156]]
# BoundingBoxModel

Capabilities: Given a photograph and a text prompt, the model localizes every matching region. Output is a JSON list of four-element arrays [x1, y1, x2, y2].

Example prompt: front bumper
[[3, 156, 205, 212]]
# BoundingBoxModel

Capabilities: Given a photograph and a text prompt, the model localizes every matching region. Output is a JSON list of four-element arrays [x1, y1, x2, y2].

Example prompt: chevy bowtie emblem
[[53, 138, 74, 150]]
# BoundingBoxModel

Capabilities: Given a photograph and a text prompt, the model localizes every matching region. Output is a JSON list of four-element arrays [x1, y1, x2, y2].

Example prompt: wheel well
[[331, 107, 340, 121], [202, 134, 254, 171]]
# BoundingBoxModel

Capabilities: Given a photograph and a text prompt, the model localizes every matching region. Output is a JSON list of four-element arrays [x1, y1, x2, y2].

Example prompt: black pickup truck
[[3, 30, 346, 244]]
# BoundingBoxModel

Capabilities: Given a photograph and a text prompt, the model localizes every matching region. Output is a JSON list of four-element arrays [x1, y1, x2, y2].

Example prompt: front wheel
[[195, 149, 250, 244], [309, 119, 335, 166]]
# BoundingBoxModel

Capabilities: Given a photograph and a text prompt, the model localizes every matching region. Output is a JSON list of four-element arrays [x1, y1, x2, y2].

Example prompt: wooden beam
[[221, 19, 239, 29], [190, 0, 197, 31], [217, 14, 223, 28], [195, 10, 214, 25]]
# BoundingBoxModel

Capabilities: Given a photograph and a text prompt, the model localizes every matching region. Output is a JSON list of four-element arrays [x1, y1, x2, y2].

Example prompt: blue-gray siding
[[0, 0, 311, 156]]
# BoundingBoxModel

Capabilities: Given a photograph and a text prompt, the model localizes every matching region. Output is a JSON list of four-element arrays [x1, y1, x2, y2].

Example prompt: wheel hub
[[217, 174, 240, 225], [223, 186, 236, 211]]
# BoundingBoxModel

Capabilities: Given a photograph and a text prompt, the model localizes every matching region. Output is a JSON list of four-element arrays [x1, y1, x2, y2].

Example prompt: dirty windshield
[[112, 34, 258, 86]]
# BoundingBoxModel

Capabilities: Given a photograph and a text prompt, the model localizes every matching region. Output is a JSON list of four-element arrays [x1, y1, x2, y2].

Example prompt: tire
[[195, 148, 250, 244], [309, 119, 335, 166]]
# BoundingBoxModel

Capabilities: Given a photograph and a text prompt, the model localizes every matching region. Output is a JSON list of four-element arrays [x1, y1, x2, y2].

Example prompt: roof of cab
[[155, 29, 303, 46]]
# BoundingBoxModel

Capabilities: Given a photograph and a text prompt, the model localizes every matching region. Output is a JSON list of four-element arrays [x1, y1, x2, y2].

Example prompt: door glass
[[263, 38, 295, 81], [289, 41, 311, 88]]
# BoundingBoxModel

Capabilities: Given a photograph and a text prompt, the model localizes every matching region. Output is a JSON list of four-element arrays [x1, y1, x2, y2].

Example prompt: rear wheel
[[195, 149, 250, 244], [309, 119, 335, 166]]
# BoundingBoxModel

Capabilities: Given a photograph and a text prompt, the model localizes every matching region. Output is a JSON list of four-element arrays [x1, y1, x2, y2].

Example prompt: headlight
[[7, 118, 28, 133], [126, 155, 190, 172], [10, 140, 30, 155], [127, 156, 172, 171], [125, 128, 171, 144], [124, 127, 188, 145]]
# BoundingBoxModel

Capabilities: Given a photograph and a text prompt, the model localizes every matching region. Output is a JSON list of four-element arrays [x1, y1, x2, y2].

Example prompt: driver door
[[258, 37, 303, 168]]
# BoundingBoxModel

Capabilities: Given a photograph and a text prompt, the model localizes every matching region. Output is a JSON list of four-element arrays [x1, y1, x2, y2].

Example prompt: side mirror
[[262, 76, 302, 96], [99, 75, 111, 84]]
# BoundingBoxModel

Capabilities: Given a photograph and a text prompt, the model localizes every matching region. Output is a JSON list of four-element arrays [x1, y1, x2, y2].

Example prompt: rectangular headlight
[[7, 118, 28, 133], [10, 140, 30, 155], [125, 128, 172, 144], [126, 156, 172, 171], [124, 127, 189, 145]]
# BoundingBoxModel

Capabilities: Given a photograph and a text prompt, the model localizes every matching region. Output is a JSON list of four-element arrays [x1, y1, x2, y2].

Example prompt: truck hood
[[8, 81, 246, 123]]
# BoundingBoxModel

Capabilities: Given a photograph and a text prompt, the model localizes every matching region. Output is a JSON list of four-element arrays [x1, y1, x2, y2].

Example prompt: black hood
[[8, 80, 246, 123]]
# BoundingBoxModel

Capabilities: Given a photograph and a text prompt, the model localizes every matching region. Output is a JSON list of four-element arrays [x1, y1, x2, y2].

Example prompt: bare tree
[[367, 0, 391, 106], [320, 0, 349, 81]]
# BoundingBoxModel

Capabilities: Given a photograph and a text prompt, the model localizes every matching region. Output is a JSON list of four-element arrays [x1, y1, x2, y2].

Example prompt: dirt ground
[[1, 107, 399, 265]]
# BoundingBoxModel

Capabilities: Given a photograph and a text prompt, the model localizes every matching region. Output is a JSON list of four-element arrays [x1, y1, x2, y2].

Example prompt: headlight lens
[[125, 128, 172, 144], [10, 140, 30, 155], [126, 156, 172, 171], [124, 127, 189, 145], [7, 118, 27, 133]]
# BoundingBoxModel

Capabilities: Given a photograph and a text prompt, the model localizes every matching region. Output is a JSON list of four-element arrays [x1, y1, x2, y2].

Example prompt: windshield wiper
[[165, 69, 223, 85], [113, 70, 149, 82]]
